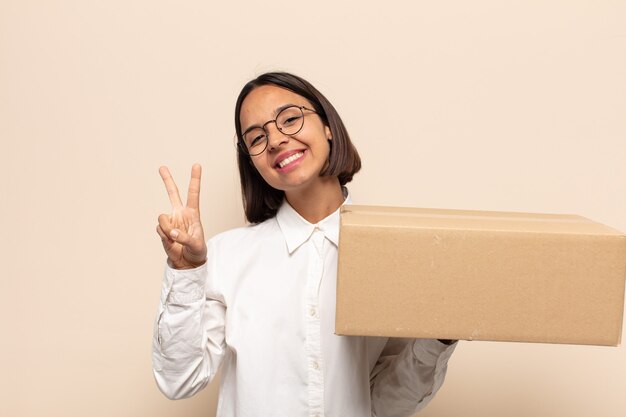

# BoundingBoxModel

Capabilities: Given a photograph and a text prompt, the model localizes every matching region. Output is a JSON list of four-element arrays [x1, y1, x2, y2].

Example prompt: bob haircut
[[234, 72, 361, 224]]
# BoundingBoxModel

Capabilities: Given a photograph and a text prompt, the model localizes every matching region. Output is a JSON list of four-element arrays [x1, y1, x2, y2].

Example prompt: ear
[[325, 125, 332, 141]]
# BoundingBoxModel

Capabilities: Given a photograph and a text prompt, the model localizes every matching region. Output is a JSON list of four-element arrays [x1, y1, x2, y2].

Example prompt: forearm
[[152, 262, 226, 400], [370, 339, 457, 417]]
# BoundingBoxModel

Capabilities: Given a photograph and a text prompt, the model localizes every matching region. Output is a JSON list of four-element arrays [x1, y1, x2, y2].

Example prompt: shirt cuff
[[412, 338, 458, 367], [163, 261, 208, 305]]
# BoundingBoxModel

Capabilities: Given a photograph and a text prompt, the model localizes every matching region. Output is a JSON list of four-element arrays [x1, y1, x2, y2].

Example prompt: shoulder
[[208, 217, 280, 250]]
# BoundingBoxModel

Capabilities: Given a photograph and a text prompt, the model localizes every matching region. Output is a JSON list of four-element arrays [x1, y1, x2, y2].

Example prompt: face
[[239, 85, 333, 194]]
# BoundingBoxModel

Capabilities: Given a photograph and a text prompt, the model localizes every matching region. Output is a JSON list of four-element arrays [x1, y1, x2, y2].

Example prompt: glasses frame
[[237, 105, 317, 156]]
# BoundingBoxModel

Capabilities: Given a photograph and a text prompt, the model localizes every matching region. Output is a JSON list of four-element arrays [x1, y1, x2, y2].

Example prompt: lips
[[274, 150, 305, 169]]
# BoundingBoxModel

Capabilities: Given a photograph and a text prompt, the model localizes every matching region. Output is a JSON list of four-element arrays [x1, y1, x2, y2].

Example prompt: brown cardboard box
[[335, 205, 626, 346]]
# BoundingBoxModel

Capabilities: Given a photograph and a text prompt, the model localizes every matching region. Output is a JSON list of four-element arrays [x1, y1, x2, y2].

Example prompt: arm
[[370, 338, 457, 417], [152, 248, 227, 400], [152, 164, 226, 399]]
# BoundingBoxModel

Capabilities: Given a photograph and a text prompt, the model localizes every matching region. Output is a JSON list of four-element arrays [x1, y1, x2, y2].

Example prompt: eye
[[278, 107, 304, 129], [282, 115, 302, 127], [245, 129, 266, 147], [250, 133, 265, 146]]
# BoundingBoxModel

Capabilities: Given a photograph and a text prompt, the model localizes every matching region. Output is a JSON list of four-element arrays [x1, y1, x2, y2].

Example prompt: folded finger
[[158, 213, 174, 235], [156, 224, 170, 242], [159, 213, 193, 247]]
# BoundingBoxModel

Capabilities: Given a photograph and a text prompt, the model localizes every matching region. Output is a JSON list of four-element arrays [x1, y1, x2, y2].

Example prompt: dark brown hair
[[234, 72, 361, 224]]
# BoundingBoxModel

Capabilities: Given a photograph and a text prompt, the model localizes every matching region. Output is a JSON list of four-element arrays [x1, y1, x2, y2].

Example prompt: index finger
[[186, 163, 202, 209], [159, 166, 183, 208]]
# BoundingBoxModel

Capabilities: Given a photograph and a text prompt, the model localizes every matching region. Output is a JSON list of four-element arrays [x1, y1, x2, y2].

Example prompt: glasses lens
[[276, 106, 304, 135], [242, 128, 267, 156]]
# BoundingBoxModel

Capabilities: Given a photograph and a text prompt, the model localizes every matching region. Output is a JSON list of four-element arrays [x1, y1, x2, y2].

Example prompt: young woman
[[153, 72, 457, 417]]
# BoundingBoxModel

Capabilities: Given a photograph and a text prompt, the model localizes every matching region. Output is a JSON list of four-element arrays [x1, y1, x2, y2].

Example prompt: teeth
[[278, 152, 303, 168]]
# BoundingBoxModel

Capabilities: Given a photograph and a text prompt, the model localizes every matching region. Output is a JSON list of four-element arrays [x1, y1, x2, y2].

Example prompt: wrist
[[167, 258, 207, 270]]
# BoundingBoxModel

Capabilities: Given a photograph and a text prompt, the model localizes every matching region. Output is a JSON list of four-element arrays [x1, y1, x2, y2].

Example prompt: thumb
[[169, 228, 191, 246]]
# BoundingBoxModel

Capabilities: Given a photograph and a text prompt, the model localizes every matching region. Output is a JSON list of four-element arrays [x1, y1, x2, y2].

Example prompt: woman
[[153, 72, 457, 417]]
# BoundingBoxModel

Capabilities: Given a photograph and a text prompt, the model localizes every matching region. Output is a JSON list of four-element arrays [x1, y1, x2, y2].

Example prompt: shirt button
[[309, 308, 316, 317], [312, 361, 320, 370]]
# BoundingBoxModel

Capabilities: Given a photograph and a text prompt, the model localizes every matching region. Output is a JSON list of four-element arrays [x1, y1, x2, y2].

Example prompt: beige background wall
[[2, 1, 625, 416]]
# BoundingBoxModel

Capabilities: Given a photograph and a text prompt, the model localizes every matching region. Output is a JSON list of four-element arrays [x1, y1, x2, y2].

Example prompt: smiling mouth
[[276, 152, 304, 168]]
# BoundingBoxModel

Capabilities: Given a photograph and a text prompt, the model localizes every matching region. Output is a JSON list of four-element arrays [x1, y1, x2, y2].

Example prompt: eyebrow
[[241, 103, 300, 135]]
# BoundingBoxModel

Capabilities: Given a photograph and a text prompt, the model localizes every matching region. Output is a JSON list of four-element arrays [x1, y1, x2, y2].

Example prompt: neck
[[284, 177, 344, 224]]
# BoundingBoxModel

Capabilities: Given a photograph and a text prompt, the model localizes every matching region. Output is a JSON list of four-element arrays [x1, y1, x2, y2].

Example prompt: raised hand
[[156, 164, 207, 269]]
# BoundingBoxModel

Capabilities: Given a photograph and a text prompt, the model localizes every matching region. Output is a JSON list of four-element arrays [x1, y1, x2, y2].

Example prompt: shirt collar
[[276, 187, 351, 254]]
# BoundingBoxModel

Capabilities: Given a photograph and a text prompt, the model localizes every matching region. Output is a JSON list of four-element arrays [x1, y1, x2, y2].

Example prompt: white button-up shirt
[[152, 193, 456, 417]]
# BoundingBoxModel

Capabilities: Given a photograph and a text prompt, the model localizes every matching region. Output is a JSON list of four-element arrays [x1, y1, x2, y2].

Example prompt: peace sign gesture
[[156, 164, 207, 269]]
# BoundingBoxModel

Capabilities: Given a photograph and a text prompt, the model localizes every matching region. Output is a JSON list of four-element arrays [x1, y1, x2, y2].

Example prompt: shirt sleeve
[[370, 338, 457, 417], [151, 239, 227, 400]]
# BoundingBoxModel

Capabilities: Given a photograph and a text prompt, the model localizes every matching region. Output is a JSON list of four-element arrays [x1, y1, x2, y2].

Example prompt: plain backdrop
[[1, 1, 625, 416]]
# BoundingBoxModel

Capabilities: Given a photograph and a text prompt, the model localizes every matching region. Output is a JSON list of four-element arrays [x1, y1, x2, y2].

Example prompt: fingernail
[[170, 229, 179, 239]]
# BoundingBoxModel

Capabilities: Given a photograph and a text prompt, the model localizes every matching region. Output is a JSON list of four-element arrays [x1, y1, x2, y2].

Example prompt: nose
[[266, 122, 289, 151]]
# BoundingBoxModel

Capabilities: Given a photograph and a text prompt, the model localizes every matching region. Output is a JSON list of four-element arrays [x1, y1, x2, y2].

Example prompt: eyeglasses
[[238, 105, 317, 156]]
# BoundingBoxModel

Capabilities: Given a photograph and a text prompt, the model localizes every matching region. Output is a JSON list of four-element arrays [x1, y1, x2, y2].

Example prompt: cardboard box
[[335, 205, 626, 346]]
